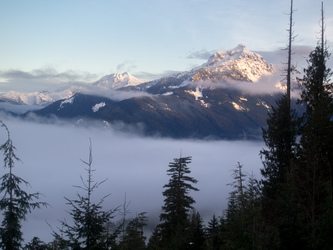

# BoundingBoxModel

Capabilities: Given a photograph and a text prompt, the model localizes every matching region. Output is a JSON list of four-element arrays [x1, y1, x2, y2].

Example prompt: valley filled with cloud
[[0, 115, 264, 244]]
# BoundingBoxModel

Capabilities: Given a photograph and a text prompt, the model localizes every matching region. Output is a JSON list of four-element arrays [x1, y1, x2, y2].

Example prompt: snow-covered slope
[[0, 89, 74, 106], [92, 72, 145, 89], [166, 44, 274, 84], [191, 44, 275, 82]]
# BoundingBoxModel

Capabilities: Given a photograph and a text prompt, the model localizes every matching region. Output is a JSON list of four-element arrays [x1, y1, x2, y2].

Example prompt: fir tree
[[24, 237, 48, 250], [259, 1, 302, 248], [296, 2, 333, 247], [120, 212, 148, 250], [158, 155, 199, 249], [119, 192, 131, 248], [53, 139, 117, 249], [146, 225, 163, 250], [187, 211, 205, 250], [224, 163, 250, 249], [0, 121, 47, 250], [205, 214, 219, 250]]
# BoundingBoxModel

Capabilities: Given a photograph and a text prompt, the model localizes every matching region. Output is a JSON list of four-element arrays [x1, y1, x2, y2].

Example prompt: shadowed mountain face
[[27, 87, 283, 140], [23, 45, 294, 140]]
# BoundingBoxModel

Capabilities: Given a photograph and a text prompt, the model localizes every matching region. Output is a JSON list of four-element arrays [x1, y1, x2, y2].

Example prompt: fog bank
[[0, 117, 264, 244]]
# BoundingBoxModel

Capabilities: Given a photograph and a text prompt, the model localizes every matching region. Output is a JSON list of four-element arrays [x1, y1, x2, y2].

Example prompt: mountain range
[[2, 44, 290, 139]]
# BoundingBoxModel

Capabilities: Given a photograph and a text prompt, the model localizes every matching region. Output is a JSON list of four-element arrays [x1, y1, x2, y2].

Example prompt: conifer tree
[[227, 162, 246, 223], [146, 225, 163, 250], [187, 211, 205, 250], [118, 192, 131, 248], [296, 2, 333, 247], [158, 155, 199, 249], [225, 164, 275, 249], [205, 213, 230, 250], [119, 212, 148, 250], [53, 139, 117, 249], [205, 214, 221, 250], [259, 1, 302, 247], [24, 237, 48, 250], [260, 0, 299, 200], [0, 121, 47, 250]]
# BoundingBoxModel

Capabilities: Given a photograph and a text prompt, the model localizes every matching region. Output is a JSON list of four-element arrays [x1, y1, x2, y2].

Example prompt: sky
[[0, 115, 264, 244], [0, 0, 333, 93]]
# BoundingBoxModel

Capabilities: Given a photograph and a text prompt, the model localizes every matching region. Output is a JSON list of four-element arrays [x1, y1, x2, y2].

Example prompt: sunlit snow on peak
[[193, 44, 275, 83], [93, 72, 146, 89]]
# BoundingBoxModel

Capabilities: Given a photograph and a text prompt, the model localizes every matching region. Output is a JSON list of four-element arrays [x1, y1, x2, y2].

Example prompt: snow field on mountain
[[92, 102, 106, 112], [185, 87, 203, 100], [59, 96, 75, 109], [199, 43, 275, 82]]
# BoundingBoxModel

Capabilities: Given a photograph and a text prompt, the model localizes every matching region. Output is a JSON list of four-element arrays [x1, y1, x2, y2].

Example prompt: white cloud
[[76, 84, 153, 101], [185, 72, 287, 96]]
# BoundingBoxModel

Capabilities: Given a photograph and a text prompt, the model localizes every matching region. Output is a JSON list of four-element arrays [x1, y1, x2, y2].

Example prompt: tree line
[[0, 1, 332, 249]]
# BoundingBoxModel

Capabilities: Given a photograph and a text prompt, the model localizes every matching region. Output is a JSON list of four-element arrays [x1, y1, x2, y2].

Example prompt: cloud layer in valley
[[0, 116, 264, 244]]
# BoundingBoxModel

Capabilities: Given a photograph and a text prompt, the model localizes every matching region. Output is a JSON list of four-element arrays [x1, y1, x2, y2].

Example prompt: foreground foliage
[[0, 121, 47, 250], [51, 140, 117, 249]]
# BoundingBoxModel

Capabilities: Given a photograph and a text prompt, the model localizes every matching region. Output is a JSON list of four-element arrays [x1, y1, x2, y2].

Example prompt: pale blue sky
[[0, 0, 332, 92]]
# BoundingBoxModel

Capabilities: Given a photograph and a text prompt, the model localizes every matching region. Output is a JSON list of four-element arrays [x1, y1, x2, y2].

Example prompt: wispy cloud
[[186, 49, 216, 60], [116, 61, 138, 74], [185, 71, 303, 99], [77, 84, 153, 101], [255, 45, 313, 68], [0, 67, 99, 93], [0, 67, 98, 82], [133, 70, 182, 81]]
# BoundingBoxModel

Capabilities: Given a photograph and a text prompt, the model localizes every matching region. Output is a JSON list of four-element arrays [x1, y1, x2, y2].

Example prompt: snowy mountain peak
[[193, 44, 275, 82], [93, 72, 145, 89], [207, 44, 262, 66]]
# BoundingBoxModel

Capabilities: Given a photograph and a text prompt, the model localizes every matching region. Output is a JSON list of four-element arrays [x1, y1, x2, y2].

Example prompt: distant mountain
[[23, 44, 289, 139], [125, 43, 275, 94], [92, 72, 145, 89], [28, 90, 279, 139], [0, 72, 143, 106], [0, 89, 74, 106], [199, 43, 274, 82]]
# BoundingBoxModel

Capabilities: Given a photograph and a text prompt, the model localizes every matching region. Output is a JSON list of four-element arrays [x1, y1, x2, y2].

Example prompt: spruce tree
[[146, 225, 163, 250], [296, 2, 333, 247], [0, 121, 47, 250], [259, 1, 302, 247], [260, 95, 299, 198], [24, 237, 48, 250], [158, 155, 199, 249], [205, 214, 221, 250], [187, 211, 205, 250], [53, 139, 117, 249], [119, 212, 148, 250]]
